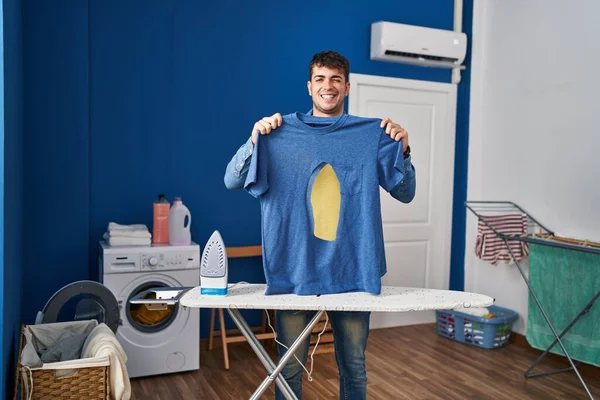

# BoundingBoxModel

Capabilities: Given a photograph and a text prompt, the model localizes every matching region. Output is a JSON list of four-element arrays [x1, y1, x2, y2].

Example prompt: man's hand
[[381, 117, 409, 152], [251, 113, 283, 145]]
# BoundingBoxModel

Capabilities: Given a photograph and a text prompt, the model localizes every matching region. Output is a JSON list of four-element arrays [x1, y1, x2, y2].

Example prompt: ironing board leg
[[227, 308, 300, 400], [248, 310, 325, 400]]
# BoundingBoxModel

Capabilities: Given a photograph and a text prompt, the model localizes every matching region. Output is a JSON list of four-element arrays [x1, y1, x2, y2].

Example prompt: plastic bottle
[[152, 194, 170, 244], [169, 197, 192, 245]]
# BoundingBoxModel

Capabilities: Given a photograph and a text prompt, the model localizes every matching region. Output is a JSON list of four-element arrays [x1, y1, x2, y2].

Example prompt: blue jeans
[[274, 310, 370, 400]]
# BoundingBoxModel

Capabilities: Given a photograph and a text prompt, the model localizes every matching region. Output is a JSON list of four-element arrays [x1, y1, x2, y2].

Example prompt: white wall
[[466, 0, 600, 334]]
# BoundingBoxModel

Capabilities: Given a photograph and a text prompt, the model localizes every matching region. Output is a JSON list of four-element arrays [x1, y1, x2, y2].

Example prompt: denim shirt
[[224, 131, 416, 203]]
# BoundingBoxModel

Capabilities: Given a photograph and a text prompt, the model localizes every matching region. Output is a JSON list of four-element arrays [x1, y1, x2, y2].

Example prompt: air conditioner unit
[[370, 21, 467, 69]]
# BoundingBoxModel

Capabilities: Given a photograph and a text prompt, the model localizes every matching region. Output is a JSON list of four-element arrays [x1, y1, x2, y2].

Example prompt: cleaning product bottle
[[169, 197, 192, 245], [152, 194, 170, 244]]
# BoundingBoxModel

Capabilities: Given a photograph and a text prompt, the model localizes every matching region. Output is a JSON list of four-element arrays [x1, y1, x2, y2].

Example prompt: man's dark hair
[[308, 50, 350, 81]]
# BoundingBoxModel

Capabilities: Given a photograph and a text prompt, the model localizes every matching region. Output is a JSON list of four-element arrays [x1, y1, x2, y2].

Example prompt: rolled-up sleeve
[[224, 137, 254, 190]]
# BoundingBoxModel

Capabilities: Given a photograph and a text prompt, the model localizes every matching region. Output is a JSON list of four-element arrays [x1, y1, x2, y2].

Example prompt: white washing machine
[[99, 241, 200, 378]]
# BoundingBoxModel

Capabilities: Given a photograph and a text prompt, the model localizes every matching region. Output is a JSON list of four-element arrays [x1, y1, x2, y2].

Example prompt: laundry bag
[[15, 320, 111, 400]]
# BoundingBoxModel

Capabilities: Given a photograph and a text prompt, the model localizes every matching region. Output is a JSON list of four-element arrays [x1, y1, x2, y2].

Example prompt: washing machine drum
[[37, 280, 120, 333]]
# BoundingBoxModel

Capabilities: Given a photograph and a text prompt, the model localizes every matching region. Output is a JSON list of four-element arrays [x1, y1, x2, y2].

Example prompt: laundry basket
[[436, 305, 518, 349], [15, 321, 111, 400]]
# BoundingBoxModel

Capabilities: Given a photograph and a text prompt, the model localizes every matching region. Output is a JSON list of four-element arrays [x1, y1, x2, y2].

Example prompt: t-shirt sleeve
[[243, 134, 269, 197], [377, 128, 406, 192]]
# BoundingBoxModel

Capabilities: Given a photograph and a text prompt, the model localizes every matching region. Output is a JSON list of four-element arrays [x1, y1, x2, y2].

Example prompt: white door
[[349, 73, 457, 329]]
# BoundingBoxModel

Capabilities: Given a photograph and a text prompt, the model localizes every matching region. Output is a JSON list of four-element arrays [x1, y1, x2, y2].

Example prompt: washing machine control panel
[[142, 253, 164, 269], [100, 242, 200, 273], [141, 250, 199, 270]]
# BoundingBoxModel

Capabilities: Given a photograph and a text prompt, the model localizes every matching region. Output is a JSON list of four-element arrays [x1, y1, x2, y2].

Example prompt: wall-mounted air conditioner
[[370, 21, 467, 69]]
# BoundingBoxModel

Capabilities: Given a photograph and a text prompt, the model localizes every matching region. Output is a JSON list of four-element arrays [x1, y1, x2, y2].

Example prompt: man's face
[[307, 65, 350, 117]]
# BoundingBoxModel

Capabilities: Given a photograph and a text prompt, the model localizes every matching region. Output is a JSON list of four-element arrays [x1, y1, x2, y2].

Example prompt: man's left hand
[[381, 117, 409, 152]]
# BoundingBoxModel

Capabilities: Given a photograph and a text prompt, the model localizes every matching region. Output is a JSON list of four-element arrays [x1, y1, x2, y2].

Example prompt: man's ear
[[307, 81, 312, 96], [345, 82, 351, 96]]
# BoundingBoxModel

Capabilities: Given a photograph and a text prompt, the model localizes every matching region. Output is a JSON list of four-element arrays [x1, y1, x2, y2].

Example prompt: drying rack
[[466, 201, 600, 400]]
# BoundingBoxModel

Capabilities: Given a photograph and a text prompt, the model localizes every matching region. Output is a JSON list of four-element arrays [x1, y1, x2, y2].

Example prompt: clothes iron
[[200, 230, 228, 295]]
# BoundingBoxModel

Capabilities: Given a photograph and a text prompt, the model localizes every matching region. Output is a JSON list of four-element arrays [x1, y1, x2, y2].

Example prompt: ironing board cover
[[180, 283, 494, 312]]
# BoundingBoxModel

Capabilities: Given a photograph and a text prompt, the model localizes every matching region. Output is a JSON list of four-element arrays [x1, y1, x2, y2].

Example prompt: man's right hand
[[251, 113, 283, 145]]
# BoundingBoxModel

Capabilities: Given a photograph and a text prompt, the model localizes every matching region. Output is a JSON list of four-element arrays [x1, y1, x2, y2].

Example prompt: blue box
[[436, 305, 518, 349]]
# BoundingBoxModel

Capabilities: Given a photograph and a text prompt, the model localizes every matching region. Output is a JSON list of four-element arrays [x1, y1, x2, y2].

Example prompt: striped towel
[[475, 214, 529, 265]]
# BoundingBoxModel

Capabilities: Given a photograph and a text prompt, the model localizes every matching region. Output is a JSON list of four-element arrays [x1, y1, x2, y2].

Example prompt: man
[[224, 50, 415, 400]]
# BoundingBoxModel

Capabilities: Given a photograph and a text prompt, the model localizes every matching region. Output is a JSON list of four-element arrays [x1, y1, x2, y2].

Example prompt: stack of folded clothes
[[103, 222, 152, 246]]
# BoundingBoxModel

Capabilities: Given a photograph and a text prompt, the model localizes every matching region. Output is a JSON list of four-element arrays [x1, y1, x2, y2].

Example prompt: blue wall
[[2, 0, 23, 398], [21, 0, 472, 339], [22, 0, 90, 321], [0, 0, 5, 395], [449, 0, 473, 292]]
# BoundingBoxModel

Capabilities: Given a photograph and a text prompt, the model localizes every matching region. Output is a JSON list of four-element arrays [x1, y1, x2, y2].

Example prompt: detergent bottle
[[152, 194, 170, 244], [169, 197, 192, 245]]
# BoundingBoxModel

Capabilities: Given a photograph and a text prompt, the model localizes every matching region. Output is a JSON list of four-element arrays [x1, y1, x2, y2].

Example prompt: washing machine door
[[128, 286, 193, 310], [37, 280, 121, 333]]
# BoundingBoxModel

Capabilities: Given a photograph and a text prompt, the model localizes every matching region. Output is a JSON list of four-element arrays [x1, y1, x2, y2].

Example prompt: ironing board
[[132, 283, 494, 400]]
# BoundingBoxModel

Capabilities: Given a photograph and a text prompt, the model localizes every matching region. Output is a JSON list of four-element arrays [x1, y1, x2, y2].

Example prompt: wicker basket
[[15, 324, 111, 400]]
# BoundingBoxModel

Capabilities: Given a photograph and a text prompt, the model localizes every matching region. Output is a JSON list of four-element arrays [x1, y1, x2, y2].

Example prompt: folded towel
[[108, 222, 148, 231], [475, 213, 529, 265], [103, 232, 151, 246], [81, 323, 131, 400], [107, 223, 151, 238], [107, 230, 151, 239]]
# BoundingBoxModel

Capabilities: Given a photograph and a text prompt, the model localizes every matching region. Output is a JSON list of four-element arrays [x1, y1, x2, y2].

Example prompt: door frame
[[348, 72, 458, 305], [349, 73, 458, 116], [0, 1, 5, 394]]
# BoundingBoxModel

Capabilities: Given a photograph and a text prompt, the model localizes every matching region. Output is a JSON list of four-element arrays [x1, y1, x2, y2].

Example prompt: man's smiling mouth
[[320, 93, 337, 99]]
